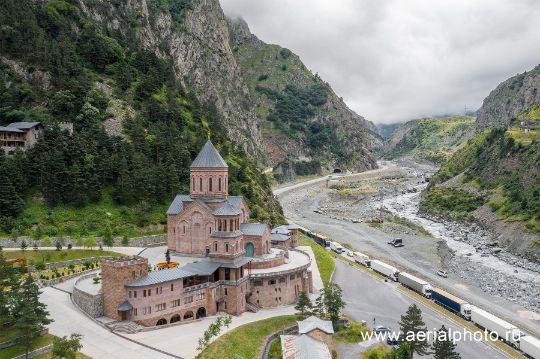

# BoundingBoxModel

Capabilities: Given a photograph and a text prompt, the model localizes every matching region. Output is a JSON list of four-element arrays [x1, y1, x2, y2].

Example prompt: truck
[[370, 260, 399, 281], [521, 335, 540, 359], [329, 241, 344, 254], [431, 288, 472, 320], [387, 238, 404, 247], [471, 307, 522, 347], [353, 251, 371, 267], [398, 272, 432, 298]]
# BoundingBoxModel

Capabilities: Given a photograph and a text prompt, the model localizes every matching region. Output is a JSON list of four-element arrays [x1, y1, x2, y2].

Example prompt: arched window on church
[[225, 243, 229, 252], [224, 220, 227, 232], [192, 177, 195, 190], [199, 177, 203, 192], [218, 177, 222, 192], [214, 242, 218, 251], [209, 177, 213, 192], [218, 220, 222, 231], [230, 219, 234, 231]]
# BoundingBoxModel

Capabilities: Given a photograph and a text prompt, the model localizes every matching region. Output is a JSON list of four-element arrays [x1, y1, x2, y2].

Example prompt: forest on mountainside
[[0, 0, 283, 239]]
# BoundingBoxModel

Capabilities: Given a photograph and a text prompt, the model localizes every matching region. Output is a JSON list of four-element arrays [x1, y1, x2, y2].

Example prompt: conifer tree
[[294, 292, 313, 317], [0, 160, 25, 219], [14, 275, 52, 359], [432, 325, 460, 359], [399, 304, 429, 358]]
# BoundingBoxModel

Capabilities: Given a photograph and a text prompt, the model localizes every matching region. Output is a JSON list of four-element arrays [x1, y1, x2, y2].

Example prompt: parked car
[[374, 325, 391, 334], [387, 238, 404, 247], [346, 250, 353, 257], [437, 270, 448, 278]]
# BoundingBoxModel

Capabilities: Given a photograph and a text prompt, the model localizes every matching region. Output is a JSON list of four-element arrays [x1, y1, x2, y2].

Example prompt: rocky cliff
[[476, 64, 540, 130], [227, 17, 376, 174], [77, 1, 376, 173]]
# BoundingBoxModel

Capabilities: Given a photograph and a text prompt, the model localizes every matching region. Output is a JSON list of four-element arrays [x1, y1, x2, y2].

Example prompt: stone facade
[[98, 141, 313, 327], [0, 122, 43, 153], [101, 257, 148, 321], [72, 274, 104, 318]]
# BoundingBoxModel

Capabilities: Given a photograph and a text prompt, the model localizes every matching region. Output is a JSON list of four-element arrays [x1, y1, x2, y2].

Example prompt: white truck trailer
[[471, 307, 521, 347], [329, 241, 344, 254], [398, 272, 432, 298], [521, 335, 540, 359], [353, 251, 370, 267], [370, 259, 399, 281]]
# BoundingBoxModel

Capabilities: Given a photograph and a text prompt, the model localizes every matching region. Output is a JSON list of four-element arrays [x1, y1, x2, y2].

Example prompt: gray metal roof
[[182, 261, 221, 276], [126, 267, 195, 287], [0, 126, 23, 133], [166, 195, 192, 215], [217, 257, 253, 268], [213, 201, 240, 216], [210, 230, 243, 238], [190, 140, 228, 168], [272, 225, 291, 235], [280, 334, 332, 359], [240, 223, 268, 236], [8, 122, 41, 130], [287, 222, 300, 230], [297, 316, 334, 334], [271, 233, 290, 242], [117, 300, 133, 311]]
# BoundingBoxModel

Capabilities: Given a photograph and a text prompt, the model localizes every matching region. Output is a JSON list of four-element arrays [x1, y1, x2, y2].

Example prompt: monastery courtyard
[[40, 244, 323, 359]]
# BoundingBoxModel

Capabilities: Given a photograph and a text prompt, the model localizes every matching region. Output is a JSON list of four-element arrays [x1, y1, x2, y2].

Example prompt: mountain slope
[[422, 65, 540, 262], [0, 0, 284, 239], [227, 17, 376, 175], [476, 65, 540, 131], [382, 116, 475, 164]]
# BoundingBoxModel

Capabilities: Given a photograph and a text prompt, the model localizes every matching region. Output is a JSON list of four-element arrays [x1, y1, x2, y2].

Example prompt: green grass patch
[[362, 343, 391, 359], [0, 334, 54, 359], [386, 215, 432, 237], [0, 326, 19, 343], [419, 187, 485, 219], [1, 193, 167, 239], [299, 234, 335, 285], [266, 337, 282, 359], [334, 321, 370, 344], [4, 249, 123, 264], [197, 315, 298, 359]]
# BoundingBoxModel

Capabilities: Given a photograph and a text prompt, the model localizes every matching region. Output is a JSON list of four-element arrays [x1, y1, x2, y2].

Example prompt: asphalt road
[[276, 167, 540, 336], [333, 259, 508, 358]]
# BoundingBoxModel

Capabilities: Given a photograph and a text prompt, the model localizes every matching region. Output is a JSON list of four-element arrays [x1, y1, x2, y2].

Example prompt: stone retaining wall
[[259, 325, 298, 359], [0, 234, 165, 248], [12, 344, 52, 359], [250, 255, 286, 269], [72, 273, 104, 318]]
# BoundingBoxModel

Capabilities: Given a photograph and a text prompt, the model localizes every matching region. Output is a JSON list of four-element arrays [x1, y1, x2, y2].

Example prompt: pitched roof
[[280, 335, 332, 359], [213, 201, 240, 216], [240, 223, 268, 236], [270, 233, 290, 242], [117, 300, 133, 311], [126, 267, 195, 287], [166, 195, 192, 215], [297, 315, 334, 334], [182, 261, 221, 276], [190, 140, 228, 168], [0, 126, 23, 133], [7, 122, 41, 130], [272, 225, 291, 235]]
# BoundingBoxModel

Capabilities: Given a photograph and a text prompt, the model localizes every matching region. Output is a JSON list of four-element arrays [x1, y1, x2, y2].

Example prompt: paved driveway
[[41, 287, 173, 359]]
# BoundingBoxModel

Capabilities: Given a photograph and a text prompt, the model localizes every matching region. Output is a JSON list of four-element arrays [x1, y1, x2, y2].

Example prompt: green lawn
[[333, 321, 370, 344], [299, 234, 335, 285], [4, 249, 123, 265], [0, 334, 54, 359], [362, 343, 391, 359], [266, 337, 282, 359], [197, 315, 298, 359], [33, 352, 91, 359], [0, 326, 19, 343]]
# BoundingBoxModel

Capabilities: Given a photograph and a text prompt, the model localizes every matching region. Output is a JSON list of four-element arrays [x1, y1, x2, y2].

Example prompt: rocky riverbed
[[311, 161, 540, 313]]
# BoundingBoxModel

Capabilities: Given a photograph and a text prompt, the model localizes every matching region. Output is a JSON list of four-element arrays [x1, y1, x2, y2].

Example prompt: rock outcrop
[[476, 65, 540, 130]]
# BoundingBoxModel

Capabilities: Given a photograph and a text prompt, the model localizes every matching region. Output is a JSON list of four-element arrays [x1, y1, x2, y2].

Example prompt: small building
[[280, 334, 332, 359], [0, 121, 43, 153], [297, 315, 335, 351], [270, 223, 300, 248]]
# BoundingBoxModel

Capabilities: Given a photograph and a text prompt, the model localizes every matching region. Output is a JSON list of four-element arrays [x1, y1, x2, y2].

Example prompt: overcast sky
[[220, 0, 540, 124]]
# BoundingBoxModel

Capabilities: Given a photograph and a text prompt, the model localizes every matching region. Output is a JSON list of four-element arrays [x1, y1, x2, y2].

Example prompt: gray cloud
[[220, 0, 540, 124]]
